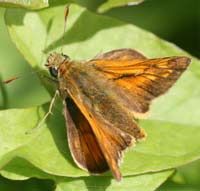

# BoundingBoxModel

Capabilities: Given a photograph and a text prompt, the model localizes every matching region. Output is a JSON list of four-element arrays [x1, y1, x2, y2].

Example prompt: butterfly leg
[[26, 90, 60, 134]]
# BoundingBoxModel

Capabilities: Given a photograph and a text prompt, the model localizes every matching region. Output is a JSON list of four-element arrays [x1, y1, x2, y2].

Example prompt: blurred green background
[[0, 0, 199, 190], [106, 0, 199, 58]]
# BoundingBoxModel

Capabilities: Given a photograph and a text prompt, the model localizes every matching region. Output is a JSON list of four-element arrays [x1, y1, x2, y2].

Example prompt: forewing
[[64, 97, 109, 174], [92, 56, 190, 114]]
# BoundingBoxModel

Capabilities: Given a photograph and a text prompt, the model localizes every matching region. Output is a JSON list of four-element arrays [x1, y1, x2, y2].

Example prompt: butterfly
[[45, 48, 190, 181]]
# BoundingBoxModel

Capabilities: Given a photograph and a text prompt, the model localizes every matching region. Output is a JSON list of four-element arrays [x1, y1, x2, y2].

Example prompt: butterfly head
[[45, 52, 70, 78]]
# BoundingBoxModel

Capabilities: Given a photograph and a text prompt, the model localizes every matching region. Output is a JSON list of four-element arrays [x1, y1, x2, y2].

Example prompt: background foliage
[[0, 0, 199, 190]]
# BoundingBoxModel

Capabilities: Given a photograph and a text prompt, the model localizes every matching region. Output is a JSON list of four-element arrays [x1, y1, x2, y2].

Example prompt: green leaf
[[55, 170, 173, 191], [0, 9, 50, 109], [177, 160, 200, 186], [158, 159, 200, 191], [0, 0, 48, 9], [3, 3, 200, 190], [98, 0, 144, 13], [1, 156, 174, 191], [48, 0, 143, 13], [0, 175, 54, 191], [1, 157, 54, 180], [1, 163, 174, 191], [157, 181, 200, 191], [0, 106, 200, 178]]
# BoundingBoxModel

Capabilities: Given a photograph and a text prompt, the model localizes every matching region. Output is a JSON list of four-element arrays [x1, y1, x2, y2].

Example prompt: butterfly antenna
[[2, 70, 41, 85], [3, 70, 58, 85], [60, 5, 70, 53], [3, 76, 20, 84]]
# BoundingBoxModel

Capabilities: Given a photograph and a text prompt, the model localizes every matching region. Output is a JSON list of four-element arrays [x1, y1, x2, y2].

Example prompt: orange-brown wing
[[63, 66, 146, 180], [92, 56, 190, 114], [64, 97, 108, 174]]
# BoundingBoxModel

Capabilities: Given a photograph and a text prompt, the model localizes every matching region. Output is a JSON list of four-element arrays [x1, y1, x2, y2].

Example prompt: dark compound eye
[[49, 67, 58, 78]]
